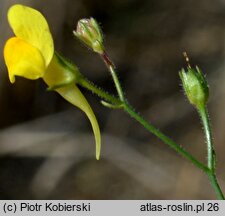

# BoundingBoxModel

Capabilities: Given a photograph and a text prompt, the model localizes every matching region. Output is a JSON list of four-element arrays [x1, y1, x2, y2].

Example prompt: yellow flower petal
[[8, 4, 54, 66], [4, 37, 46, 83], [43, 56, 101, 159]]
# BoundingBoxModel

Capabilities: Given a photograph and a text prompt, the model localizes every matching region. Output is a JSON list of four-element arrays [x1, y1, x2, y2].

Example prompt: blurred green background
[[0, 0, 225, 199]]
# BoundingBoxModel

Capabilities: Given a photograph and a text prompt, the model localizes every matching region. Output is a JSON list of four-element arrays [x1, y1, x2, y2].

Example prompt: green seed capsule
[[74, 18, 104, 54], [179, 66, 209, 109]]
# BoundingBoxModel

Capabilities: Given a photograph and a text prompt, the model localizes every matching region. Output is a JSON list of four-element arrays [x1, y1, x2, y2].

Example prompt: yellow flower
[[4, 4, 101, 159]]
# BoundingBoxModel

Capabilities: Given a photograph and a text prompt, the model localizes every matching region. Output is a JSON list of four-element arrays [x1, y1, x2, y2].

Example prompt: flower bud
[[179, 66, 209, 109], [73, 18, 104, 54]]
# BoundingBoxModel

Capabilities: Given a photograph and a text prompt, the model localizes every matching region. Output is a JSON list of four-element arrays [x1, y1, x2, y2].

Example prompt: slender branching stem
[[199, 106, 215, 170], [207, 173, 224, 200], [75, 51, 224, 199], [101, 52, 126, 102], [199, 106, 224, 199], [79, 77, 122, 106], [123, 103, 208, 172], [78, 75, 208, 172]]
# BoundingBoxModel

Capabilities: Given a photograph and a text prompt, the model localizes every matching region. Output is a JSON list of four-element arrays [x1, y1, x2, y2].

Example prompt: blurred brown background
[[0, 0, 225, 199]]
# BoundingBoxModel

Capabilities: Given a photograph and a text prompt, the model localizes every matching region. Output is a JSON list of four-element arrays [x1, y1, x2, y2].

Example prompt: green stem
[[101, 52, 126, 102], [78, 73, 225, 199], [123, 103, 208, 172], [74, 55, 223, 199], [199, 106, 224, 199], [79, 77, 122, 106], [199, 106, 214, 170], [78, 76, 208, 172], [207, 173, 224, 200], [99, 51, 206, 170], [110, 65, 125, 102]]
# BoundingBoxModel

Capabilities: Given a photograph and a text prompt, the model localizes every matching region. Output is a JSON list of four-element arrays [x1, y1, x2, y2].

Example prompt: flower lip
[[4, 37, 46, 83], [8, 4, 54, 66], [4, 4, 54, 82]]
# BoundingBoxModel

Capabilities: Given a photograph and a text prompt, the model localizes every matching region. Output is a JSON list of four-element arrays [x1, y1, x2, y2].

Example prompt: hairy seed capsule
[[73, 18, 104, 54], [179, 66, 209, 109]]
